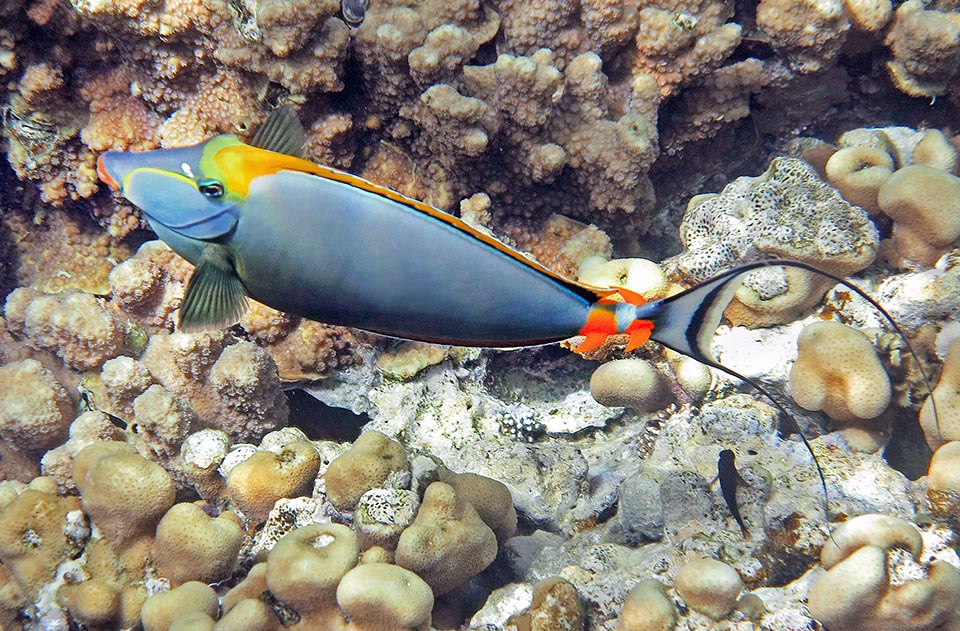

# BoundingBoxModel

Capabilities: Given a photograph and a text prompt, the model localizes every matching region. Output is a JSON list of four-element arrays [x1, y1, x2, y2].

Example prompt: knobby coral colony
[[0, 0, 959, 629]]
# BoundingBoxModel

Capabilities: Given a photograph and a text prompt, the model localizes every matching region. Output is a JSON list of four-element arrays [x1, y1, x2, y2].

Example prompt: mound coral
[[151, 502, 243, 586], [877, 165, 960, 267], [790, 321, 892, 425], [225, 439, 321, 521], [674, 558, 744, 620], [337, 562, 435, 631], [324, 431, 410, 511], [808, 513, 960, 631], [6, 288, 125, 371], [589, 358, 672, 412], [920, 338, 960, 451], [141, 334, 288, 442], [0, 358, 73, 480], [395, 480, 498, 594], [615, 579, 676, 631], [884, 0, 960, 98]]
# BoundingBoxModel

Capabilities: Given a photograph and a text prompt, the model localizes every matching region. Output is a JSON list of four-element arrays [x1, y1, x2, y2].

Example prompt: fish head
[[97, 135, 246, 243]]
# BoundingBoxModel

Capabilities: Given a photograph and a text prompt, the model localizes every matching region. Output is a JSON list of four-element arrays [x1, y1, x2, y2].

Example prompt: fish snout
[[96, 152, 121, 191]]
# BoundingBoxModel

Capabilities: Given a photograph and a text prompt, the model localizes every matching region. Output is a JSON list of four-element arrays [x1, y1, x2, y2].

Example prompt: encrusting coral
[[669, 157, 879, 326]]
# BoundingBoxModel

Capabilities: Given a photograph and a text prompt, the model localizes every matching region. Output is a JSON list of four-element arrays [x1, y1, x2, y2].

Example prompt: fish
[[340, 0, 369, 27], [97, 107, 940, 524], [718, 449, 749, 537]]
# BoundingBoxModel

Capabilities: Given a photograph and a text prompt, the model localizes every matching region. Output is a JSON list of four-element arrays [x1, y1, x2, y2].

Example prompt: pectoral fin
[[179, 246, 248, 332]]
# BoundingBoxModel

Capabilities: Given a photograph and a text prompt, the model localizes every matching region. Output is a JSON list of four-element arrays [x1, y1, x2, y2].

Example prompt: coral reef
[[2, 0, 960, 622]]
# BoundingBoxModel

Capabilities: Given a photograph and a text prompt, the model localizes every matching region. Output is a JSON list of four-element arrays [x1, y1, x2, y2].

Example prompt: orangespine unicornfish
[[97, 107, 940, 524]]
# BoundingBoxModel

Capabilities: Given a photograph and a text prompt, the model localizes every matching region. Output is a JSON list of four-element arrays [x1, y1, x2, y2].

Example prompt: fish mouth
[[96, 153, 120, 191]]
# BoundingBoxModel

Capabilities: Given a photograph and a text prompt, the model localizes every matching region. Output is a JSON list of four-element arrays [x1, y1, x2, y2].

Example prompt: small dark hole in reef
[[285, 389, 368, 442], [883, 412, 933, 481]]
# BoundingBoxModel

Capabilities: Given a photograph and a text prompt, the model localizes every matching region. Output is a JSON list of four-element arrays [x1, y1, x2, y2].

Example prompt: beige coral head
[[323, 431, 409, 511], [337, 563, 434, 631], [928, 441, 960, 492], [140, 581, 219, 631], [789, 321, 891, 423], [912, 129, 959, 174], [920, 337, 960, 450], [820, 513, 922, 569], [266, 523, 359, 614], [395, 481, 498, 595], [825, 146, 895, 213], [73, 441, 176, 544], [615, 579, 676, 631], [226, 440, 321, 521], [674, 558, 743, 620], [810, 513, 960, 631], [878, 165, 960, 267], [439, 470, 517, 544], [152, 502, 243, 586], [590, 358, 671, 412]]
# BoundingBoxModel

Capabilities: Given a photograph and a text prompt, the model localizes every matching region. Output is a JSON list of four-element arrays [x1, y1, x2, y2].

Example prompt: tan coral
[[99, 356, 154, 421], [756, 0, 849, 73], [226, 441, 321, 520], [324, 431, 410, 511], [928, 441, 960, 492], [877, 165, 960, 267], [337, 563, 434, 631], [627, 0, 741, 98], [590, 359, 672, 413], [0, 358, 74, 480], [40, 410, 126, 493], [73, 441, 176, 545], [18, 290, 125, 371], [675, 558, 743, 620], [498, 0, 635, 65], [920, 338, 960, 451], [884, 0, 960, 98], [825, 146, 895, 214], [912, 129, 959, 174], [151, 503, 243, 586], [808, 513, 960, 631], [266, 524, 359, 627], [0, 488, 83, 600], [140, 582, 219, 631], [790, 321, 891, 425], [438, 469, 518, 544], [616, 579, 677, 631], [141, 334, 288, 442], [108, 241, 191, 332], [395, 481, 498, 595]]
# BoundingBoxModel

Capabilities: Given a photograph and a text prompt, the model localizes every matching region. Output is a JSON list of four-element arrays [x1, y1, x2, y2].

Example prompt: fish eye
[[198, 179, 225, 198]]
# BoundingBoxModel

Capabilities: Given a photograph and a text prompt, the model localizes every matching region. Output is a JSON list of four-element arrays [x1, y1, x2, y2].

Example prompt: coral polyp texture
[[1, 0, 960, 621]]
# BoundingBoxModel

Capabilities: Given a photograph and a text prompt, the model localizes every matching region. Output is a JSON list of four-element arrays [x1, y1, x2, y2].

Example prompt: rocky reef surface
[[1, 0, 960, 629]]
